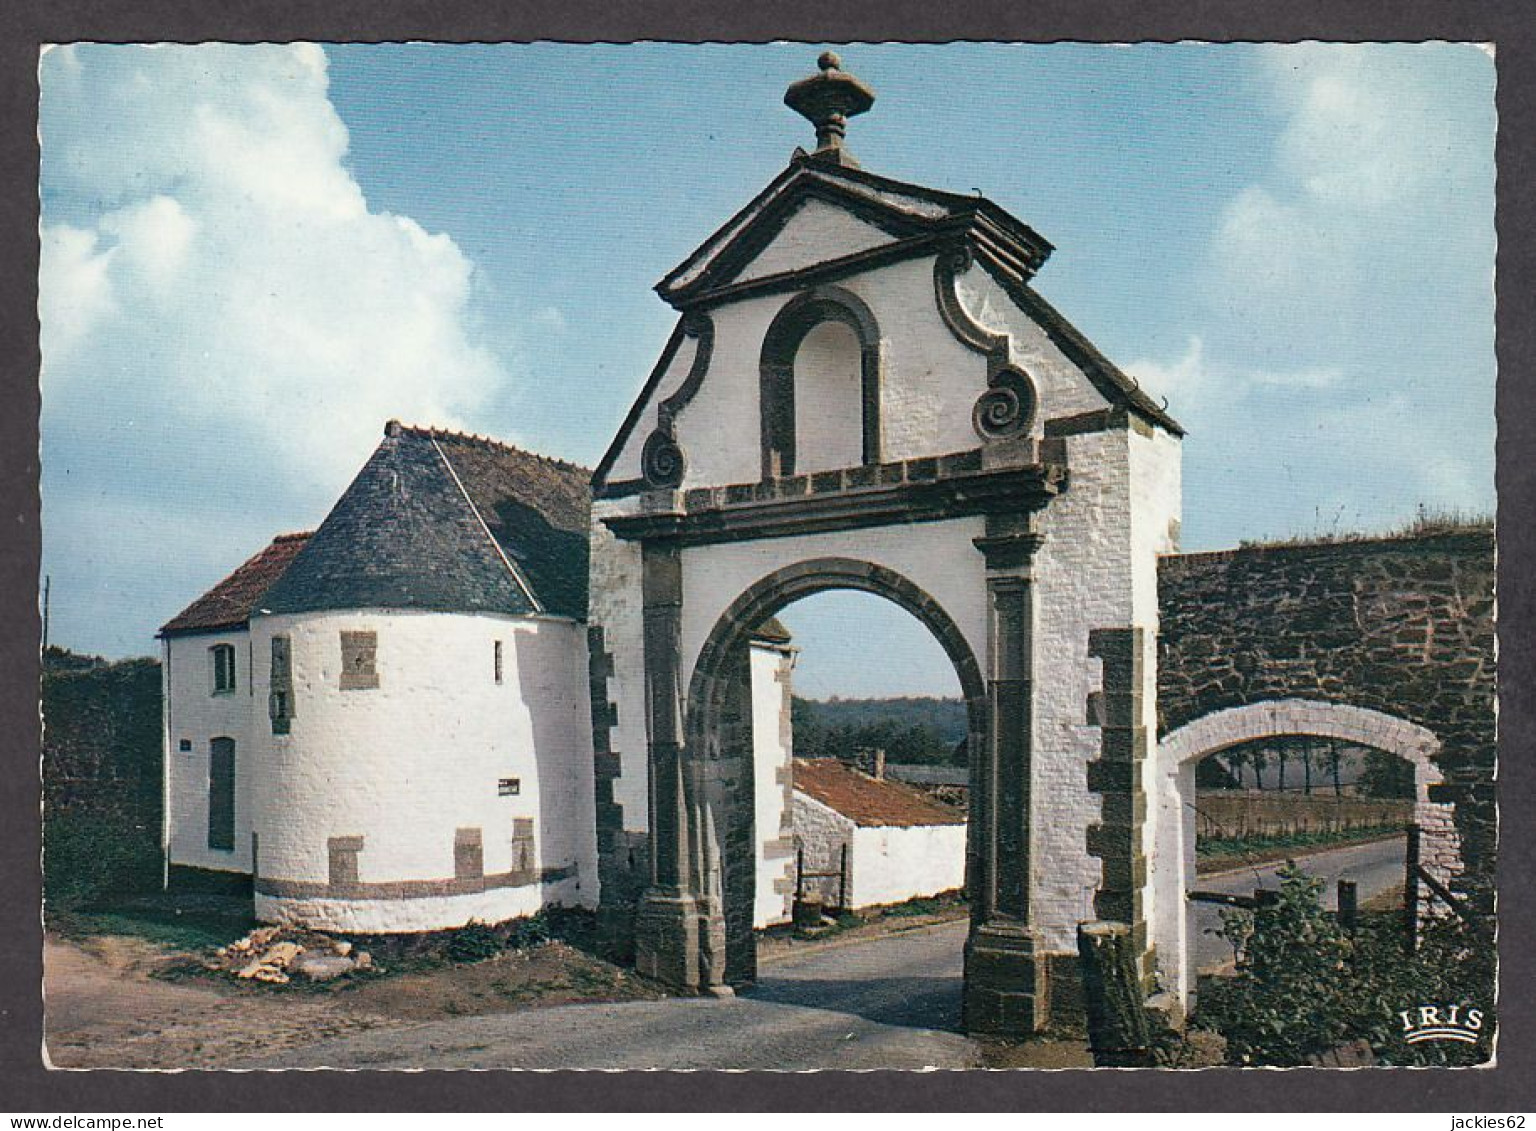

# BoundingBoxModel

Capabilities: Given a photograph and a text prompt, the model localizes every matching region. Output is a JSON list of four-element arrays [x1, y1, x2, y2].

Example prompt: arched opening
[[759, 286, 883, 479], [1153, 699, 1455, 1009], [684, 558, 985, 992], [793, 320, 865, 474]]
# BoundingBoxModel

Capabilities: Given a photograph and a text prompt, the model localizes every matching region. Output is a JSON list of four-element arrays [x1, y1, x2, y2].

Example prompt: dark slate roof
[[160, 532, 312, 637], [259, 423, 591, 620], [751, 616, 794, 645], [794, 758, 966, 828]]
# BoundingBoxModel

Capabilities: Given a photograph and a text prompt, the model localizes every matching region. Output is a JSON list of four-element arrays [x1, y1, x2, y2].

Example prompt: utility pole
[[41, 574, 50, 653]]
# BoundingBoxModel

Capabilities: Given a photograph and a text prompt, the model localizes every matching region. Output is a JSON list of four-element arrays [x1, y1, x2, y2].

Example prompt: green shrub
[[444, 920, 507, 963], [44, 809, 162, 914], [1201, 863, 1494, 1066]]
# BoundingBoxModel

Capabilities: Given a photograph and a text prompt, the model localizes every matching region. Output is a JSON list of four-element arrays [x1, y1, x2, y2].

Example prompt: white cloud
[[40, 43, 510, 493], [39, 43, 517, 653], [1135, 44, 1494, 548]]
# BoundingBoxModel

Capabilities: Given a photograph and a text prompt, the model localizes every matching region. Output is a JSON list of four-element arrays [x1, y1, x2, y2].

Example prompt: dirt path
[[43, 932, 661, 1069], [44, 936, 400, 1069]]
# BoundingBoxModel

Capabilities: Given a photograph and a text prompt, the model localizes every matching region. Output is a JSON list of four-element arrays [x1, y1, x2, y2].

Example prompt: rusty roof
[[159, 532, 312, 637], [793, 757, 966, 828]]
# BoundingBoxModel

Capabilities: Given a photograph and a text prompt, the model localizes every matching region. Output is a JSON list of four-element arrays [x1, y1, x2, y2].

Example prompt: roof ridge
[[391, 421, 592, 475], [272, 531, 313, 543], [426, 435, 545, 615]]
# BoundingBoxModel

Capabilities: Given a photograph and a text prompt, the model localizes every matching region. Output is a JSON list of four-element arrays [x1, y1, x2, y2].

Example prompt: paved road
[[1191, 834, 1405, 969], [237, 836, 1404, 1069], [238, 918, 979, 1070]]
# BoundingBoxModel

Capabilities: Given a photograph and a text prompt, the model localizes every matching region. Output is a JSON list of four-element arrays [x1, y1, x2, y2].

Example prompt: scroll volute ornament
[[973, 366, 1037, 441], [933, 242, 1040, 443], [640, 311, 715, 490]]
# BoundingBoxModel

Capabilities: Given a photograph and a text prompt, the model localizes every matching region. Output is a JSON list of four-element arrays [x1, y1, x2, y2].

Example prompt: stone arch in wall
[[1151, 697, 1459, 1006], [683, 557, 988, 987], [1155, 531, 1496, 924], [758, 284, 883, 479]]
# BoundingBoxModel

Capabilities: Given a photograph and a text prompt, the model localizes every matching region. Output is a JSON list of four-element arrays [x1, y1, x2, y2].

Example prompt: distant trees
[[791, 696, 965, 765], [1358, 747, 1416, 798], [1197, 737, 1403, 798]]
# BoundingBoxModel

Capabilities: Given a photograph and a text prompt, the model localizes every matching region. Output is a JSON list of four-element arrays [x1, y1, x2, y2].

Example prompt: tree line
[[790, 695, 967, 765], [1197, 735, 1415, 799]]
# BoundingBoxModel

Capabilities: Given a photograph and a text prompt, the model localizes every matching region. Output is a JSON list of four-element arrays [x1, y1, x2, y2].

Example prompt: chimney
[[873, 747, 885, 781]]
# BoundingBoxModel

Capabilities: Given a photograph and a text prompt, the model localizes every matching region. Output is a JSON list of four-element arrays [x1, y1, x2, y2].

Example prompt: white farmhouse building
[[160, 423, 605, 933], [791, 758, 967, 911]]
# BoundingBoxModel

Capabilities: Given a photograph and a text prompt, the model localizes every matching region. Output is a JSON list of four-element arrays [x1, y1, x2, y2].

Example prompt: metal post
[[1404, 822, 1421, 953], [1337, 879, 1358, 931], [795, 844, 804, 903]]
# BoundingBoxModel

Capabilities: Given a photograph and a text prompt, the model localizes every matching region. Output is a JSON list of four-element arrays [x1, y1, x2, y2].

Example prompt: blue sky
[[38, 42, 1495, 696]]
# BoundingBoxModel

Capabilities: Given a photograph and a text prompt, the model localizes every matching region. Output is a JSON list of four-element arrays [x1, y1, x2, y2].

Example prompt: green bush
[[44, 809, 162, 914], [1200, 863, 1494, 1066], [444, 920, 507, 963]]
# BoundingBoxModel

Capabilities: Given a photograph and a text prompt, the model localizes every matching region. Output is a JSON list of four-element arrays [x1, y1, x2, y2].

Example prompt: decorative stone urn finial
[[784, 51, 875, 168]]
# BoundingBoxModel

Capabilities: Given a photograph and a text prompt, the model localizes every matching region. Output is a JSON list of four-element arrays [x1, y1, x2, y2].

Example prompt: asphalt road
[[236, 835, 1405, 1070], [1191, 834, 1406, 969]]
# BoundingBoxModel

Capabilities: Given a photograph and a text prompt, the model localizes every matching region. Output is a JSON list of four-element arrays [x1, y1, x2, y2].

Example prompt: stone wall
[[1158, 527, 1496, 906], [43, 650, 164, 907]]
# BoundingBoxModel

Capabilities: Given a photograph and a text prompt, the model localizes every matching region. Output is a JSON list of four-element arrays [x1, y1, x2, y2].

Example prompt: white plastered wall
[[734, 197, 893, 284], [603, 243, 1121, 491], [247, 608, 598, 932], [791, 791, 854, 906], [164, 628, 256, 874], [750, 642, 795, 928], [849, 821, 967, 909]]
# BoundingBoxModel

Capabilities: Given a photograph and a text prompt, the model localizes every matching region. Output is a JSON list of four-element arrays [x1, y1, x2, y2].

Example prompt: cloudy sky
[[38, 42, 1495, 695]]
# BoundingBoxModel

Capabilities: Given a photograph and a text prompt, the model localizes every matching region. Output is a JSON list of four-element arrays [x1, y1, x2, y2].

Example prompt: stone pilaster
[[633, 539, 701, 991], [964, 515, 1049, 1035], [1087, 627, 1153, 985]]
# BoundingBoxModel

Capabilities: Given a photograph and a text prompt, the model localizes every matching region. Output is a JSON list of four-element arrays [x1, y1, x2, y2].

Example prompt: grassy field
[[1196, 823, 1404, 873]]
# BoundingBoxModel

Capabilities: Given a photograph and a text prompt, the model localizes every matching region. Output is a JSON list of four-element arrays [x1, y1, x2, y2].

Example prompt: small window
[[340, 631, 379, 691], [178, 739, 192, 753], [494, 640, 503, 685], [498, 777, 520, 797], [269, 635, 294, 735], [211, 644, 236, 693]]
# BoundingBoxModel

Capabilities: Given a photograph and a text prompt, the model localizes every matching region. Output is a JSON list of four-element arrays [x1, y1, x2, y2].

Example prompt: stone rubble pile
[[206, 925, 372, 985]]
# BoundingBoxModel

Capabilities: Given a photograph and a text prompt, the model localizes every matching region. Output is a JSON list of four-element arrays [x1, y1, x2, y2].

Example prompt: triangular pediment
[[732, 197, 897, 286], [656, 157, 1053, 308]]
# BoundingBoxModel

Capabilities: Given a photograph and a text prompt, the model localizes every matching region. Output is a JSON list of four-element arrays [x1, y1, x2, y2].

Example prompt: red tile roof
[[793, 758, 966, 828], [159, 532, 312, 636]]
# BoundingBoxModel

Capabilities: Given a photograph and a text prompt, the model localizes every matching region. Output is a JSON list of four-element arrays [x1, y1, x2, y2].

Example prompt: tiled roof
[[159, 532, 312, 636], [793, 757, 966, 828], [258, 423, 591, 620]]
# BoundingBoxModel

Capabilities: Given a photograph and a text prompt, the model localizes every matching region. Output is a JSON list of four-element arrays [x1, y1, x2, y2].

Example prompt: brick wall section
[[1157, 528, 1495, 907]]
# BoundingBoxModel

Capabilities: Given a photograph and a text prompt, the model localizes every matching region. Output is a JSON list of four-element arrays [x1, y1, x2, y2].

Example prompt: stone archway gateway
[[587, 54, 1186, 1036], [1151, 699, 1460, 1005], [681, 557, 987, 988]]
